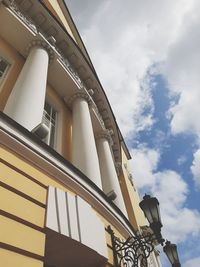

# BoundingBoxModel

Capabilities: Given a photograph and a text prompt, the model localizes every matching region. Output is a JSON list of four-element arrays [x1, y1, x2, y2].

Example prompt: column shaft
[[4, 46, 49, 131], [72, 97, 102, 188], [97, 137, 127, 215]]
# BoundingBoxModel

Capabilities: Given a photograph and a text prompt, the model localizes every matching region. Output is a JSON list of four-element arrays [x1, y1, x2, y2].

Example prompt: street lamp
[[164, 241, 181, 267], [139, 194, 163, 243], [106, 194, 181, 267]]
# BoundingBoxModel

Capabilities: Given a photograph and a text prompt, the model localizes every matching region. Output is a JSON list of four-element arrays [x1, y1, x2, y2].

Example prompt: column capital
[[95, 129, 114, 146], [67, 90, 92, 109], [26, 39, 54, 60]]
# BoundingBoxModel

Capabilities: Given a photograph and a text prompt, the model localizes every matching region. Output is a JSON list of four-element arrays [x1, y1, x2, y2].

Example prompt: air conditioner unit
[[106, 190, 117, 201], [32, 122, 50, 139]]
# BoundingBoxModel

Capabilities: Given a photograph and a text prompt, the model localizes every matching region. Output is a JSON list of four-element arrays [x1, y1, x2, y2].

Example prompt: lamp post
[[107, 194, 181, 267]]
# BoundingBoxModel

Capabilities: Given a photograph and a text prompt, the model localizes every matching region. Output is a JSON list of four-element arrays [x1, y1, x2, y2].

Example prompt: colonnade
[[4, 40, 127, 216]]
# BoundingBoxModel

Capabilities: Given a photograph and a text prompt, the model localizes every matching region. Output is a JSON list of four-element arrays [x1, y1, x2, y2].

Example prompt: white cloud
[[130, 146, 159, 188], [153, 171, 200, 243], [183, 256, 200, 267], [131, 147, 200, 243], [161, 0, 200, 139], [177, 155, 187, 166], [191, 149, 200, 189], [66, 0, 195, 138]]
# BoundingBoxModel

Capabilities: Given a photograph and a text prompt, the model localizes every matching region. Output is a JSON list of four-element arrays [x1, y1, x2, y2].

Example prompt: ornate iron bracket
[[107, 226, 158, 267]]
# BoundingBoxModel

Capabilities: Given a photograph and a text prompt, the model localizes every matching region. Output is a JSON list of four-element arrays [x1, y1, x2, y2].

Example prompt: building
[[0, 1, 162, 266]]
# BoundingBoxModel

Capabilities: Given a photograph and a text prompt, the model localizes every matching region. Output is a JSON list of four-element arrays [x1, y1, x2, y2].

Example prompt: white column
[[4, 40, 53, 131], [96, 130, 127, 216], [69, 92, 102, 189]]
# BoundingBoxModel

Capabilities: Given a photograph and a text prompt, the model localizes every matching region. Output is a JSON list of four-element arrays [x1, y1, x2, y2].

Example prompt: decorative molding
[[115, 161, 122, 175], [95, 129, 113, 146], [88, 89, 94, 96], [67, 90, 92, 108], [91, 102, 106, 129], [26, 39, 55, 60], [4, 0, 85, 87], [46, 35, 56, 46], [58, 54, 86, 89], [3, 0, 38, 33]]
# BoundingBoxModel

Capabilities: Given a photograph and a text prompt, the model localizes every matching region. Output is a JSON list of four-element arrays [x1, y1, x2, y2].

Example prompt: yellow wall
[[0, 187, 45, 227], [0, 216, 45, 256], [0, 144, 131, 266], [0, 145, 75, 267], [0, 36, 24, 111], [0, 147, 47, 266], [43, 0, 76, 41], [0, 145, 74, 192], [120, 148, 147, 229], [0, 249, 43, 267]]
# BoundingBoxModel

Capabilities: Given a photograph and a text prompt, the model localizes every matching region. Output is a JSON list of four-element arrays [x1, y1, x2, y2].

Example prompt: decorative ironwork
[[107, 226, 158, 267]]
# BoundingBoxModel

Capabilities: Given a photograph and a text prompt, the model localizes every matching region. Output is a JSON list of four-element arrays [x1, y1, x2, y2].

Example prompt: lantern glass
[[139, 195, 162, 225], [164, 241, 180, 265]]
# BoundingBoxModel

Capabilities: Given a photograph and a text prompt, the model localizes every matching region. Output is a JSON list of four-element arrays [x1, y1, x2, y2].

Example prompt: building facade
[[0, 1, 162, 266]]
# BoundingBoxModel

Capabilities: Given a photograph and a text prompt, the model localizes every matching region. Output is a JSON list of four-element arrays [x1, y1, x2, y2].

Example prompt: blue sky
[[66, 1, 200, 266], [132, 73, 200, 264]]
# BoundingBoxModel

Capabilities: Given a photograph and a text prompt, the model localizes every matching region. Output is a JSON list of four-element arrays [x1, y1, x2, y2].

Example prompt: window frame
[[43, 97, 62, 154], [0, 54, 12, 92]]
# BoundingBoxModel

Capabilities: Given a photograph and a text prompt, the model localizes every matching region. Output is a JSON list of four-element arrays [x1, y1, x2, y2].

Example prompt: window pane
[[0, 58, 9, 78], [42, 102, 57, 149], [44, 102, 51, 115]]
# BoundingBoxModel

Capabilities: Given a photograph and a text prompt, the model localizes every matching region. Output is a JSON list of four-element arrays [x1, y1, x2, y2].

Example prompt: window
[[0, 56, 10, 85], [33, 101, 59, 149], [42, 102, 57, 148]]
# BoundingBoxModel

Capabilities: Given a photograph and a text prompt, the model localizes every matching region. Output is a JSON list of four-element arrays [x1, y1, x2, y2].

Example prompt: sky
[[65, 1, 200, 266]]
